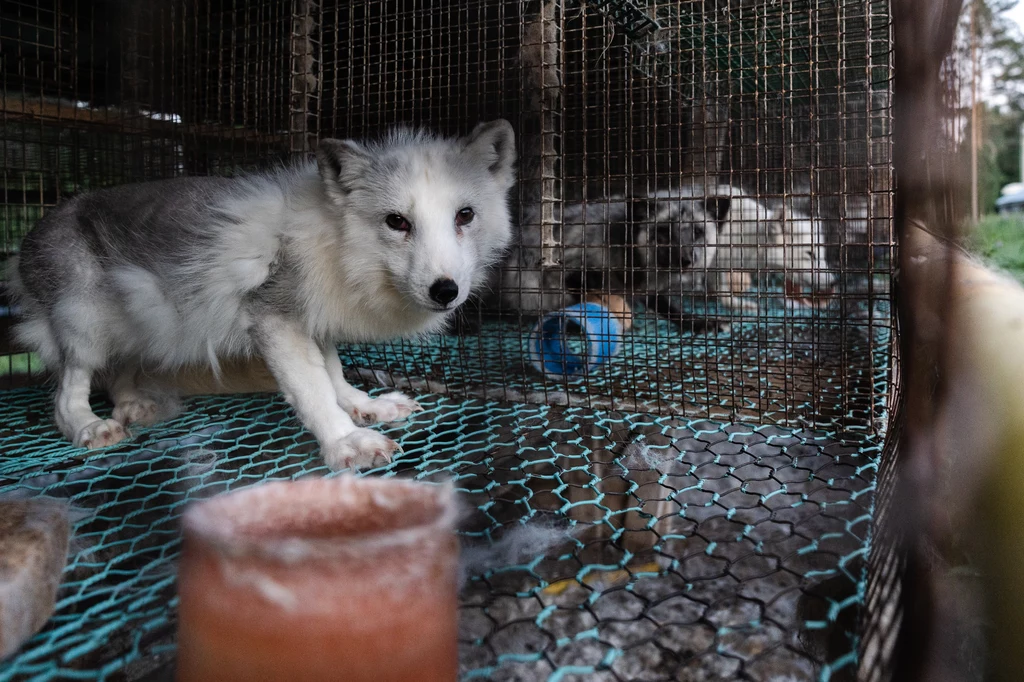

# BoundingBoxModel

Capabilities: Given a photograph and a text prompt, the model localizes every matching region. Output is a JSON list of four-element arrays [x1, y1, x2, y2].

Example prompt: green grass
[[970, 214, 1024, 283], [0, 352, 42, 378]]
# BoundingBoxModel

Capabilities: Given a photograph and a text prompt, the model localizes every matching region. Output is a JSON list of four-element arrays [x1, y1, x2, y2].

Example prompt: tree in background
[[978, 104, 1022, 210], [986, 0, 1024, 105], [964, 0, 1024, 212]]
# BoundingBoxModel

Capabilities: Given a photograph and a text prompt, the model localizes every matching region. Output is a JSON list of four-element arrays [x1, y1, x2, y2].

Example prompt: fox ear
[[462, 119, 517, 190], [316, 138, 371, 199], [703, 196, 732, 224]]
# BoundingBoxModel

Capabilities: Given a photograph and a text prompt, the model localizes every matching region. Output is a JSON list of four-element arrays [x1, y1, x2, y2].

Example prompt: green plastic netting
[[0, 299, 890, 681]]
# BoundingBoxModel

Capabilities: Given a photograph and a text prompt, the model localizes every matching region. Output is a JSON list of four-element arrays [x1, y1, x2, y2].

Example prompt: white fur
[[703, 185, 835, 311], [11, 121, 517, 469]]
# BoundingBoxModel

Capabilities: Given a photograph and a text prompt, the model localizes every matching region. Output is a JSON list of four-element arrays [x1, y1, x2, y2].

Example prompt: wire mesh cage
[[0, 0, 920, 679]]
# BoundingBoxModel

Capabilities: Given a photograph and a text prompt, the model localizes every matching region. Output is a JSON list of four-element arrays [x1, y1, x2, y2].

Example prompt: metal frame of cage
[[0, 0, 977, 679]]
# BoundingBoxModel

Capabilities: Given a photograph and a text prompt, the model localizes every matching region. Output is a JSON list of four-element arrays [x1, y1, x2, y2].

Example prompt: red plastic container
[[176, 476, 459, 682]]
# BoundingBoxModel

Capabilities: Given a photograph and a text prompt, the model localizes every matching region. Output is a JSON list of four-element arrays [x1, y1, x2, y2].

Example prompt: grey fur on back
[[17, 176, 237, 305]]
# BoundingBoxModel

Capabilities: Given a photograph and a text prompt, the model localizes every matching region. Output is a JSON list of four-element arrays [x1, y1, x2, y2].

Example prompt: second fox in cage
[[498, 190, 732, 318], [9, 121, 517, 470]]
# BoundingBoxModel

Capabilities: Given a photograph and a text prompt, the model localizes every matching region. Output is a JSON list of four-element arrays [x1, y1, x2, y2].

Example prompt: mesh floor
[[0, 307, 890, 682]]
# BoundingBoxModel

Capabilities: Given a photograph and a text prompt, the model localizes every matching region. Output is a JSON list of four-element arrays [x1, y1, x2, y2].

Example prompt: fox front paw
[[112, 398, 160, 426], [75, 419, 128, 449], [321, 428, 402, 471], [344, 392, 423, 426]]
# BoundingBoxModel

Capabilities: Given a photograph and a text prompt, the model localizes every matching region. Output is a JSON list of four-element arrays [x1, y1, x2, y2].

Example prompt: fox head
[[316, 120, 517, 315]]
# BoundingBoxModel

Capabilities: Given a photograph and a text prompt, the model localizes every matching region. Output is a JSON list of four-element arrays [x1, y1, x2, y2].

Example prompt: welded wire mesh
[[0, 1, 895, 423], [313, 0, 895, 430], [0, 0, 297, 387], [0, 369, 885, 680], [0, 0, 901, 679]]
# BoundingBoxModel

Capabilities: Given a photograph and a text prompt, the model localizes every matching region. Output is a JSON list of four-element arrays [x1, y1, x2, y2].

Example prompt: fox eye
[[385, 213, 411, 232], [455, 207, 475, 227]]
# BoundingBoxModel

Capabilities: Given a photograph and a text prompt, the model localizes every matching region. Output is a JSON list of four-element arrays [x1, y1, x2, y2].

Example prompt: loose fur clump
[[11, 120, 517, 470], [459, 518, 578, 588], [618, 437, 677, 472]]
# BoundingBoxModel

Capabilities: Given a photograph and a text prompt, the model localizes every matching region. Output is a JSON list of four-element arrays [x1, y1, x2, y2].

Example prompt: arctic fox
[[498, 190, 730, 316], [10, 120, 517, 470]]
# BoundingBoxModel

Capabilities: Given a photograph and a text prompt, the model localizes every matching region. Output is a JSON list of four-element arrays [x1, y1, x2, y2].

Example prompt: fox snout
[[429, 278, 460, 307]]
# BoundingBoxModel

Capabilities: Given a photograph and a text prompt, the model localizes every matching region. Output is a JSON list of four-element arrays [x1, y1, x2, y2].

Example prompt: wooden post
[[521, 0, 563, 268], [970, 0, 980, 223], [289, 0, 319, 156], [683, 97, 728, 185]]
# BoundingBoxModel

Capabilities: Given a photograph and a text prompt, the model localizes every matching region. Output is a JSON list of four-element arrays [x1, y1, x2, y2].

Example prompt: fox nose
[[429, 278, 459, 306]]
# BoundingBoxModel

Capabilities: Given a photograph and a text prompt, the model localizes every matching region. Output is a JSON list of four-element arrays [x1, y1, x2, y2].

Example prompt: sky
[[1010, 1, 1024, 32], [985, 2, 1024, 105]]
